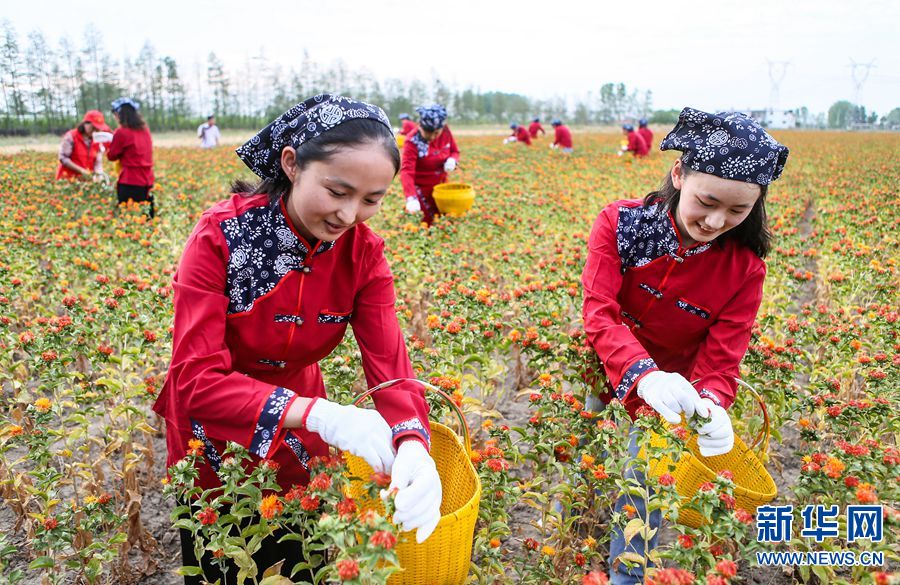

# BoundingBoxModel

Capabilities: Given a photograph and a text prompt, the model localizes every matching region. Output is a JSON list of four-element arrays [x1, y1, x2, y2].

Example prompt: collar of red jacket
[[275, 196, 337, 258]]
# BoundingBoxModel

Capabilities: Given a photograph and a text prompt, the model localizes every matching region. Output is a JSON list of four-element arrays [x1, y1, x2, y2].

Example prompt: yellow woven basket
[[396, 134, 405, 149], [433, 183, 475, 217], [345, 379, 481, 585], [641, 379, 777, 528]]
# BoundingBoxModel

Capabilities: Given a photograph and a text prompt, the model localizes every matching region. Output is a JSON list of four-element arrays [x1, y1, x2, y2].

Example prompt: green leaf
[[28, 556, 56, 570], [623, 518, 645, 544], [176, 566, 204, 576]]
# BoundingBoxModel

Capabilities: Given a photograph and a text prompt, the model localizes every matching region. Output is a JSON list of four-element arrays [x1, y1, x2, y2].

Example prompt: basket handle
[[735, 378, 771, 454], [690, 378, 770, 453], [353, 378, 472, 456]]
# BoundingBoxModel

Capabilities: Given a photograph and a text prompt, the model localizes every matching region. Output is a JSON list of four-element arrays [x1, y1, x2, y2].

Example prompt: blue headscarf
[[622, 124, 635, 132], [659, 107, 789, 185], [551, 119, 562, 126], [236, 94, 393, 181], [415, 104, 448, 131], [111, 97, 140, 112]]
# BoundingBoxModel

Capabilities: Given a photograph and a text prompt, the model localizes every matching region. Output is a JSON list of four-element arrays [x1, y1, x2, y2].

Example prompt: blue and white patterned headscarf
[[415, 104, 448, 131], [111, 97, 140, 112], [660, 107, 789, 185], [236, 94, 393, 181]]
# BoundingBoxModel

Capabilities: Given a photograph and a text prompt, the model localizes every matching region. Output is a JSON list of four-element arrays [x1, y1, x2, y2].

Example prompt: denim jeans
[[585, 395, 662, 585]]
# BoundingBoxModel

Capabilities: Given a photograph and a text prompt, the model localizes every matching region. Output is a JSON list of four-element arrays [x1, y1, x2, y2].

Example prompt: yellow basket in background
[[641, 379, 777, 528], [345, 379, 481, 585], [433, 183, 475, 217], [396, 134, 405, 149]]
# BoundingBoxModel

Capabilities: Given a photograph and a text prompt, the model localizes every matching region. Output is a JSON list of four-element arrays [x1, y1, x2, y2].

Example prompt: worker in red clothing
[[638, 118, 654, 152], [549, 119, 573, 153], [156, 95, 442, 584], [398, 113, 417, 136], [107, 98, 155, 217], [582, 107, 789, 585], [619, 123, 649, 157], [528, 117, 545, 139], [56, 110, 111, 181], [399, 103, 460, 225], [504, 122, 532, 146]]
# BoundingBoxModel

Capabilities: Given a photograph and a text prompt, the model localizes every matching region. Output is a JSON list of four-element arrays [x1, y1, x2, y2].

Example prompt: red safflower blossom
[[658, 473, 675, 487], [699, 482, 715, 492], [582, 571, 609, 585], [309, 472, 332, 492], [677, 534, 694, 548], [647, 567, 694, 585], [734, 508, 754, 525], [719, 493, 736, 510], [43, 517, 58, 530], [336, 558, 360, 581], [715, 559, 737, 578], [574, 552, 586, 566], [370, 471, 392, 487], [300, 495, 320, 511], [41, 350, 58, 362], [487, 458, 509, 472], [336, 498, 357, 519], [196, 507, 218, 525], [370, 530, 396, 549], [524, 537, 539, 551]]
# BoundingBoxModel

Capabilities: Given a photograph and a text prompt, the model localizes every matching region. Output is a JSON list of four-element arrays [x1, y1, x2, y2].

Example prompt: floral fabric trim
[[675, 298, 711, 320], [284, 431, 311, 471], [191, 419, 223, 473], [249, 387, 296, 458], [616, 203, 712, 270], [317, 311, 352, 324], [615, 357, 658, 400], [391, 418, 431, 448], [698, 389, 723, 407], [220, 197, 335, 314], [639, 283, 663, 299]]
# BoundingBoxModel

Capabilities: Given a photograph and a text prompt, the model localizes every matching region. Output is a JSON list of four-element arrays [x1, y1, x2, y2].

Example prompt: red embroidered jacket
[[154, 193, 430, 490], [625, 130, 649, 157], [638, 127, 654, 152], [528, 121, 545, 138], [107, 126, 155, 187], [400, 119, 417, 136], [514, 126, 532, 145], [582, 199, 765, 418], [553, 125, 573, 149], [399, 126, 460, 198]]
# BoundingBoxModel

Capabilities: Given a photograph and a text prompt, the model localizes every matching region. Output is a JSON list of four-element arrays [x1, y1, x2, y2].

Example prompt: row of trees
[[3, 21, 896, 135], [0, 21, 660, 135]]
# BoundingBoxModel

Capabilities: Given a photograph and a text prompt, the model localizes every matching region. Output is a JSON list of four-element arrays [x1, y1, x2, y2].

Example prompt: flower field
[[0, 131, 897, 584]]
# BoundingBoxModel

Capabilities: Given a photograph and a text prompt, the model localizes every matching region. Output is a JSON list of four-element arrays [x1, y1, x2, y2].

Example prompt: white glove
[[405, 196, 421, 213], [503, 137, 515, 144], [549, 143, 558, 149], [443, 158, 457, 172], [636, 371, 703, 424], [383, 440, 441, 543], [304, 399, 395, 473], [695, 398, 734, 457]]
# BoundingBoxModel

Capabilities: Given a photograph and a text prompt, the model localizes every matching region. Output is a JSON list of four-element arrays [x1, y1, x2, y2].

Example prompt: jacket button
[[302, 266, 311, 273], [672, 255, 684, 263]]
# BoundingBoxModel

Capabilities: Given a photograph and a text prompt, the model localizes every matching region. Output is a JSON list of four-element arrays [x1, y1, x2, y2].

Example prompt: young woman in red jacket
[[528, 117, 545, 139], [638, 118, 653, 152], [107, 98, 155, 217], [505, 122, 532, 146], [619, 123, 648, 157], [399, 104, 460, 225], [550, 119, 573, 153], [56, 110, 111, 180], [155, 95, 442, 583], [398, 113, 417, 136], [582, 108, 789, 585]]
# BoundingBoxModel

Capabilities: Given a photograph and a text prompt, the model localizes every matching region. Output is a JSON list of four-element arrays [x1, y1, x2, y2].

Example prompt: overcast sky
[[7, 0, 899, 115]]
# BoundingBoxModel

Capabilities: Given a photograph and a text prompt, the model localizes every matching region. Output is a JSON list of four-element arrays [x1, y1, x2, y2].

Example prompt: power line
[[766, 59, 790, 112]]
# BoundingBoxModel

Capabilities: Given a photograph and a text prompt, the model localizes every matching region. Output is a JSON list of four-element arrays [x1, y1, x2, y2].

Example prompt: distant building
[[739, 109, 796, 129]]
